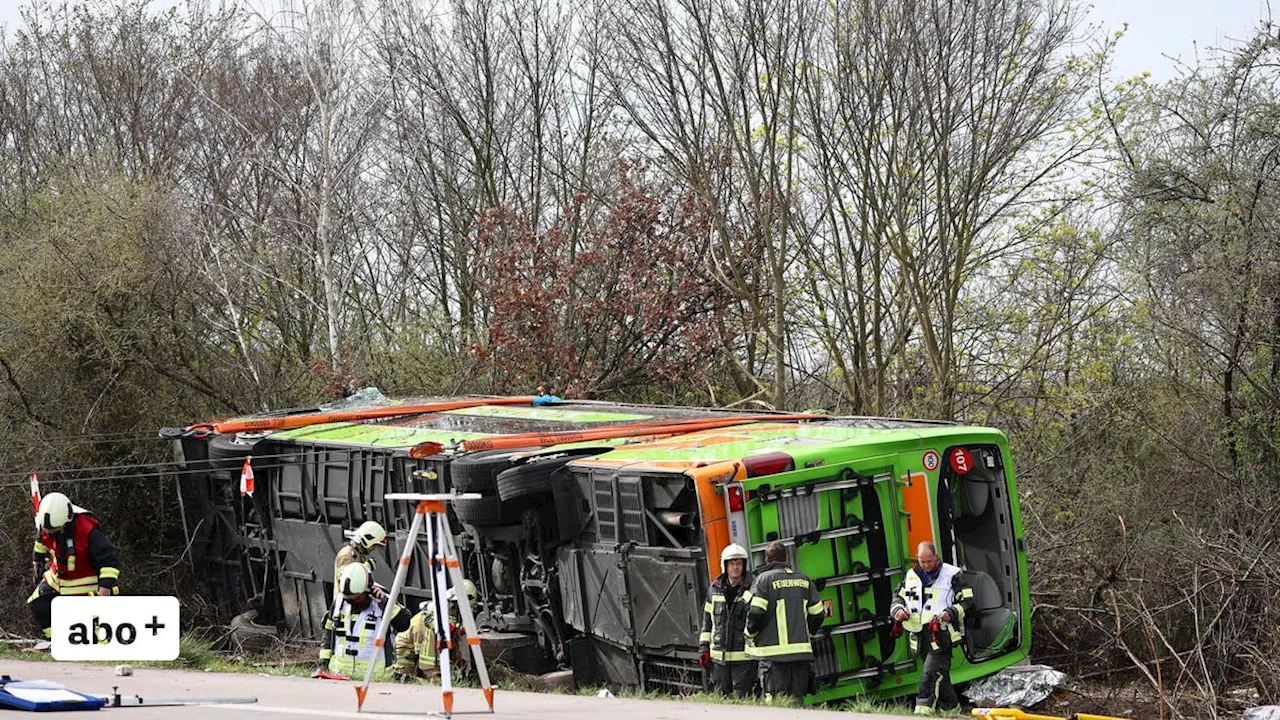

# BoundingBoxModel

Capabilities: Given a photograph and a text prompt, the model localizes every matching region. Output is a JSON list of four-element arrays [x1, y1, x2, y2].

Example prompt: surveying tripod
[[356, 492, 494, 717]]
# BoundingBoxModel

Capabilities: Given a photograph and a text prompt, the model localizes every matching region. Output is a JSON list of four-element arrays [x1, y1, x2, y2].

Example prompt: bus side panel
[[899, 470, 935, 554], [690, 463, 740, 582]]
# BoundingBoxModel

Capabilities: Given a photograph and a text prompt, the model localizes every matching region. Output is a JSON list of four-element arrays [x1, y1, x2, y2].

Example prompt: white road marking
[[214, 703, 442, 719]]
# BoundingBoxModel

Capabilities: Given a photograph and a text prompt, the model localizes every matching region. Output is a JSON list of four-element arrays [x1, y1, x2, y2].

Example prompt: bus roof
[[567, 419, 1007, 470], [261, 400, 770, 449]]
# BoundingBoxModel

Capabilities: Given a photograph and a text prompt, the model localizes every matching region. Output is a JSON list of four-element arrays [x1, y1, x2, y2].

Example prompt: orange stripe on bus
[[900, 471, 935, 553]]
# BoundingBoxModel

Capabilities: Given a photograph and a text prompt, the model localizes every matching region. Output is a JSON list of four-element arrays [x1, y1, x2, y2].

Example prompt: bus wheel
[[496, 455, 579, 502], [451, 449, 537, 493], [454, 496, 521, 526]]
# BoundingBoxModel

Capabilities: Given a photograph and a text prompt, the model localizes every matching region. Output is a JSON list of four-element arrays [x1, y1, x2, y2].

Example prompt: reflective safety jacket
[[394, 610, 439, 676], [394, 608, 473, 677], [743, 562, 826, 662], [890, 562, 975, 652], [332, 542, 377, 601], [319, 598, 410, 681], [698, 571, 755, 663], [32, 509, 120, 595]]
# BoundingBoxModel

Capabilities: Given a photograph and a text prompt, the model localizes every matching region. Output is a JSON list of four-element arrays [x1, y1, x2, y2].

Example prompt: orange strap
[[193, 397, 535, 436], [455, 414, 822, 452]]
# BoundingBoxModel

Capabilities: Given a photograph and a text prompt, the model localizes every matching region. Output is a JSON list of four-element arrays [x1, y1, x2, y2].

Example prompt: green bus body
[[174, 399, 1029, 703]]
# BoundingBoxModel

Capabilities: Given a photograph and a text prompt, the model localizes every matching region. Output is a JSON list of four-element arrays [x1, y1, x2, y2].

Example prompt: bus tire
[[453, 496, 521, 527], [451, 449, 536, 493], [496, 455, 581, 503], [228, 609, 278, 655], [208, 433, 264, 473]]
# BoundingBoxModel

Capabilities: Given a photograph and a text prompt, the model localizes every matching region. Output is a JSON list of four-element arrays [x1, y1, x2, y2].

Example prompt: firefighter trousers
[[710, 660, 757, 697], [915, 631, 960, 713], [762, 660, 811, 705], [27, 581, 57, 639]]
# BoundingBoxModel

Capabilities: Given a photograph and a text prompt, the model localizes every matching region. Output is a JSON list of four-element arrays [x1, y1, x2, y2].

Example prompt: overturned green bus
[[170, 396, 1028, 704]]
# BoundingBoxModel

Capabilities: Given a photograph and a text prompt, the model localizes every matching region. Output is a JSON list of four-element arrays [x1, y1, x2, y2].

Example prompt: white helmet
[[720, 543, 749, 572], [354, 521, 387, 550], [339, 563, 372, 597], [444, 579, 477, 604], [38, 492, 74, 532]]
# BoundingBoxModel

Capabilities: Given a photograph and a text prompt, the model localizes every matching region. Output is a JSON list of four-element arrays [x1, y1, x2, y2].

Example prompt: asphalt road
[[0, 659, 917, 719]]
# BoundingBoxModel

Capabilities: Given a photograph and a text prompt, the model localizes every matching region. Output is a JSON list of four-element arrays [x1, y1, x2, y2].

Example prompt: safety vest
[[743, 564, 826, 662], [36, 510, 115, 595], [699, 572, 754, 663], [320, 600, 399, 681], [892, 563, 967, 646]]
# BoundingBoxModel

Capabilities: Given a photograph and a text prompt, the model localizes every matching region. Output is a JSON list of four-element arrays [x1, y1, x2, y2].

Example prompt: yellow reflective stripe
[[954, 604, 965, 621], [98, 567, 120, 580], [747, 641, 813, 658], [319, 648, 334, 660], [59, 585, 98, 596], [60, 576, 100, 588], [329, 657, 395, 682], [750, 595, 769, 610], [699, 632, 712, 643], [711, 649, 752, 662], [741, 591, 753, 603], [703, 601, 713, 613], [776, 599, 788, 647], [956, 588, 974, 600], [807, 601, 826, 615], [33, 542, 48, 554]]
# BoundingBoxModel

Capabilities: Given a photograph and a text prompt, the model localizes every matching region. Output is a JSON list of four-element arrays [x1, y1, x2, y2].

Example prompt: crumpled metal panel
[[276, 519, 344, 637]]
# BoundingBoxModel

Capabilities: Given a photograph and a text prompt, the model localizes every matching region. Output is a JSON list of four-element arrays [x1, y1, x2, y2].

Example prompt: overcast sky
[[0, 0, 1273, 81]]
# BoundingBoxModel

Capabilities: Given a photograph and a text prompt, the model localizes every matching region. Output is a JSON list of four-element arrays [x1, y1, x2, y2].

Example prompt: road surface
[[0, 659, 916, 719]]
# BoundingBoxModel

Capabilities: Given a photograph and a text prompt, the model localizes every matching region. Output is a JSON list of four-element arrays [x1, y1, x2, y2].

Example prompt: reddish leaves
[[474, 163, 725, 397]]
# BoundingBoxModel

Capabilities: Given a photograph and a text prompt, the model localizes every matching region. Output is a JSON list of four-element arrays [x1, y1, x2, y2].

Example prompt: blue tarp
[[0, 677, 108, 712]]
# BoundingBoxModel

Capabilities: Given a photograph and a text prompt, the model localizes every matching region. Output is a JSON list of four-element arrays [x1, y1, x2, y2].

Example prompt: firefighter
[[316, 563, 410, 681], [891, 540, 976, 716], [333, 520, 387, 602], [392, 580, 477, 682], [743, 541, 826, 705], [698, 543, 757, 697], [28, 492, 121, 641]]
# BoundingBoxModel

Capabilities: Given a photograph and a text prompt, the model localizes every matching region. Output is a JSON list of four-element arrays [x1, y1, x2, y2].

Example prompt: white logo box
[[51, 596, 180, 661]]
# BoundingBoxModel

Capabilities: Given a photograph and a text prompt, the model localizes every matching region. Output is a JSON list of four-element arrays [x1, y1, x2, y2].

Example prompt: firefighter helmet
[[445, 579, 477, 604], [720, 543, 749, 572], [353, 521, 387, 550], [38, 492, 74, 532], [339, 563, 372, 597]]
